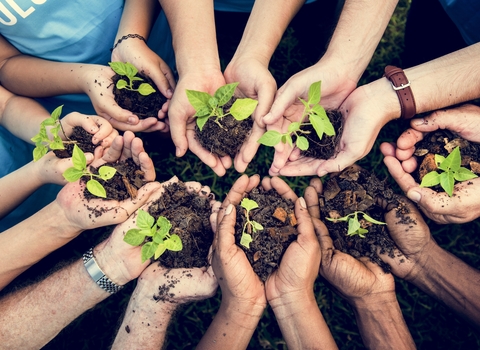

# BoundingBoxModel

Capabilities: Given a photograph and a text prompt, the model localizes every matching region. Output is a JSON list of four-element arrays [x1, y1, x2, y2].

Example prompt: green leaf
[[257, 130, 283, 147], [454, 167, 478, 182], [138, 83, 156, 96], [186, 90, 211, 113], [310, 114, 325, 140], [164, 234, 183, 251], [49, 137, 65, 150], [87, 179, 107, 198], [136, 209, 155, 230], [116, 79, 128, 90], [98, 166, 117, 180], [196, 115, 210, 131], [123, 228, 146, 246], [296, 136, 309, 151], [285, 134, 293, 148], [326, 216, 349, 222], [420, 171, 441, 187], [288, 122, 301, 133], [251, 221, 264, 232], [299, 98, 309, 109], [347, 217, 361, 235], [50, 105, 64, 122], [154, 244, 167, 260], [241, 198, 259, 211], [208, 97, 218, 109], [71, 144, 87, 170], [108, 61, 128, 76], [41, 117, 56, 127], [312, 104, 328, 118], [62, 167, 84, 182], [362, 213, 386, 225], [307, 81, 321, 105], [439, 146, 461, 172], [141, 242, 157, 263], [214, 82, 238, 106], [322, 116, 336, 136], [130, 76, 144, 83], [357, 228, 369, 238], [195, 106, 212, 117], [153, 232, 165, 244], [230, 98, 258, 121], [434, 154, 446, 166], [440, 171, 455, 196], [124, 62, 138, 78], [33, 145, 48, 161], [240, 232, 253, 248], [156, 216, 172, 236]]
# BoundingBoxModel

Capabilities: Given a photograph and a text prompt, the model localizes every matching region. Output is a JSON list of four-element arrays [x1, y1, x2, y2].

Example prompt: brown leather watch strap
[[384, 65, 417, 119]]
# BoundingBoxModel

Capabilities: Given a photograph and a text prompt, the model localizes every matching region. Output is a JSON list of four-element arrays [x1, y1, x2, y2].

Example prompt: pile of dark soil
[[54, 126, 96, 158], [234, 187, 297, 282]]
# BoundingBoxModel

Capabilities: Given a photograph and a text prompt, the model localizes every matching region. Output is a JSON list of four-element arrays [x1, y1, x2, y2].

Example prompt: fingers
[[186, 130, 226, 176], [395, 128, 424, 161], [277, 157, 323, 177], [316, 151, 355, 177], [234, 122, 263, 173], [383, 156, 419, 194], [263, 83, 299, 125], [138, 151, 155, 182], [216, 203, 237, 252], [304, 185, 321, 219], [294, 197, 317, 247], [261, 176, 298, 202], [107, 117, 161, 133], [170, 115, 189, 157]]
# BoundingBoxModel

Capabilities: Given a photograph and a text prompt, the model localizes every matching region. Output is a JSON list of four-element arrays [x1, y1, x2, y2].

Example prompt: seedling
[[240, 198, 264, 248], [31, 105, 68, 161], [326, 211, 386, 238], [62, 144, 117, 198], [108, 62, 156, 96], [258, 81, 335, 151], [123, 209, 183, 263], [420, 146, 477, 196], [186, 82, 259, 131]]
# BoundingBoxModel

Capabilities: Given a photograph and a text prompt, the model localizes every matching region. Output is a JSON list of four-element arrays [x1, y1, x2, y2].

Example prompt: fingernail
[[85, 153, 94, 162], [263, 112, 273, 123], [413, 118, 425, 126], [407, 189, 421, 203], [166, 89, 173, 97], [225, 204, 233, 215], [317, 170, 328, 177], [299, 197, 306, 209], [175, 147, 182, 157], [128, 116, 137, 124]]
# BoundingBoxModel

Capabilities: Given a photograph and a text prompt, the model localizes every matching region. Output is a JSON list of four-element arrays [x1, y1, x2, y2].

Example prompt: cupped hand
[[305, 178, 395, 306], [169, 69, 230, 176], [381, 142, 480, 224], [265, 196, 320, 304], [224, 56, 276, 173]]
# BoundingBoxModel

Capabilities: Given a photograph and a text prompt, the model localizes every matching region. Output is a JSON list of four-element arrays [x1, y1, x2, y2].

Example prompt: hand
[[275, 78, 399, 177], [224, 56, 276, 173], [112, 39, 176, 130], [265, 196, 320, 306], [381, 141, 480, 224], [168, 68, 230, 176], [305, 178, 395, 306]]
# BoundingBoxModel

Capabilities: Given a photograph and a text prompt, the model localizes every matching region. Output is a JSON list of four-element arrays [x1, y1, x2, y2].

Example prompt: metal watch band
[[384, 65, 417, 120], [82, 247, 124, 294]]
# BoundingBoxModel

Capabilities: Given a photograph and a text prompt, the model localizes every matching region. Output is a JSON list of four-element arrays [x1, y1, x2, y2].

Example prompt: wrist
[[405, 238, 443, 285], [364, 77, 403, 122], [93, 240, 133, 287], [350, 291, 398, 311], [269, 291, 317, 321], [221, 296, 266, 328]]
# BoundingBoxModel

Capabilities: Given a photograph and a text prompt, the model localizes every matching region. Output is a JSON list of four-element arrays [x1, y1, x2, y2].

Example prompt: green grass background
[[7, 0, 479, 348]]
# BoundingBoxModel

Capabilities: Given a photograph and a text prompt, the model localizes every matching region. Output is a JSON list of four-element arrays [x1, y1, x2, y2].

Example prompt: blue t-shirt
[[438, 0, 480, 45]]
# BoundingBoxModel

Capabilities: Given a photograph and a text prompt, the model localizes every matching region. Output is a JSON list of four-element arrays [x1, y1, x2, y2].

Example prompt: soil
[[234, 187, 297, 282], [53, 126, 96, 158], [112, 72, 167, 119], [319, 165, 413, 272], [83, 157, 147, 202], [300, 109, 343, 160], [147, 181, 214, 269], [195, 97, 253, 158], [412, 129, 480, 191]]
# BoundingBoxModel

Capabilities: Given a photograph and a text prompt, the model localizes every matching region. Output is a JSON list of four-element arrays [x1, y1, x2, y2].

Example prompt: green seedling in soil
[[326, 211, 386, 238], [62, 144, 117, 198], [31, 105, 68, 161], [420, 146, 478, 196], [258, 81, 335, 151], [123, 209, 183, 263], [108, 61, 156, 96], [240, 198, 264, 248], [186, 82, 259, 131]]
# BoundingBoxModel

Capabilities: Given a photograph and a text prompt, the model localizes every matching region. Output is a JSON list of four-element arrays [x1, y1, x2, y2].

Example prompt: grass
[[9, 0, 480, 348]]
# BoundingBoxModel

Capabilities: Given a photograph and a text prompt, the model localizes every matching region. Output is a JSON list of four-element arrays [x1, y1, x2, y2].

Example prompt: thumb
[[169, 119, 189, 157], [263, 87, 297, 125]]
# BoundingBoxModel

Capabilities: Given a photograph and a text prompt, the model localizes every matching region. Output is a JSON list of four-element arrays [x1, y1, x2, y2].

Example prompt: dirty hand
[[224, 56, 276, 173], [168, 69, 230, 176], [265, 196, 320, 307], [381, 142, 480, 224], [112, 39, 176, 131], [305, 178, 395, 306], [376, 196, 437, 281]]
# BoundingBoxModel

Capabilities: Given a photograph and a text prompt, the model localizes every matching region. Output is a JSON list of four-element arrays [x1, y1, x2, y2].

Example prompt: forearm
[[409, 241, 480, 327], [114, 0, 158, 43], [406, 43, 480, 114], [271, 294, 337, 350], [197, 298, 264, 349], [0, 201, 81, 290], [111, 291, 176, 349], [352, 296, 415, 349], [232, 0, 304, 65], [159, 0, 219, 74], [0, 259, 109, 348], [321, 0, 398, 83]]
